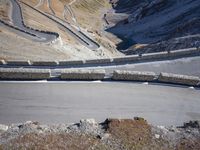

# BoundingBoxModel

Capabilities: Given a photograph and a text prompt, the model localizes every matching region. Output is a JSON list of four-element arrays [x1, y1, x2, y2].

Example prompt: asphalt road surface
[[9, 0, 99, 49], [91, 56, 200, 77], [10, 0, 57, 42], [0, 82, 199, 126]]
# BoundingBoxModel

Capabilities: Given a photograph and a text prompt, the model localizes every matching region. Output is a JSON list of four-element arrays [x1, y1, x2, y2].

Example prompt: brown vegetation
[[1, 119, 200, 150], [2, 133, 108, 150], [0, 0, 11, 22]]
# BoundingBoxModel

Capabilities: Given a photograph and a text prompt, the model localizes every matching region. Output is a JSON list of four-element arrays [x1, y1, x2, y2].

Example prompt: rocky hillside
[[0, 0, 199, 60], [0, 0, 121, 61], [105, 0, 200, 54], [1, 118, 200, 150]]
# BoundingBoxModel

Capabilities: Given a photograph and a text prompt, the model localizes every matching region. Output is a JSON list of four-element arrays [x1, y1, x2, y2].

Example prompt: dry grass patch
[[105, 118, 170, 150], [1, 132, 109, 150], [176, 138, 200, 150], [0, 0, 11, 22], [71, 0, 110, 31]]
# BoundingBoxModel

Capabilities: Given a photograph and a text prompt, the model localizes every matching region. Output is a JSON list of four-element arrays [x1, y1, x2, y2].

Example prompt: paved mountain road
[[7, 0, 99, 49], [10, 0, 57, 42], [0, 82, 199, 126]]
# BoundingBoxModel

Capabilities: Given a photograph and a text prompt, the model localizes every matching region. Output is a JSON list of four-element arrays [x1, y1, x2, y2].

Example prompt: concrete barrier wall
[[112, 70, 157, 81], [169, 48, 199, 57], [85, 58, 112, 65], [112, 55, 139, 63], [158, 72, 200, 86], [6, 60, 31, 66], [0, 68, 50, 80], [59, 60, 85, 66], [31, 61, 58, 66], [60, 69, 106, 80], [1, 48, 199, 67], [141, 51, 169, 60]]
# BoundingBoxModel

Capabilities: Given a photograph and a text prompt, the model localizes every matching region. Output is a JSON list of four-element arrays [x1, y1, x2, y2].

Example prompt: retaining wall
[[0, 68, 51, 80], [85, 58, 112, 65], [59, 60, 85, 66], [31, 61, 58, 66], [158, 72, 200, 86], [168, 48, 199, 57], [141, 51, 169, 60], [60, 69, 106, 80], [112, 55, 139, 63], [6, 60, 31, 66], [112, 70, 157, 82], [0, 48, 199, 67]]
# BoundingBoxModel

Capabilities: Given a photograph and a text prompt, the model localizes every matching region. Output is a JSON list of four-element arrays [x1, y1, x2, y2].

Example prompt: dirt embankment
[[0, 0, 11, 23], [1, 118, 200, 150], [0, 0, 122, 61]]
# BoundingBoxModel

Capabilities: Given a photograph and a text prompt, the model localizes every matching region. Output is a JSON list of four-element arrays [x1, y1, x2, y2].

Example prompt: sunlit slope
[[0, 0, 121, 61]]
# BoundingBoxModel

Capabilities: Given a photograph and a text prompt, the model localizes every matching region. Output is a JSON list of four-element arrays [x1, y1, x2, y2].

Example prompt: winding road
[[10, 0, 57, 42], [21, 0, 99, 49], [6, 0, 99, 49]]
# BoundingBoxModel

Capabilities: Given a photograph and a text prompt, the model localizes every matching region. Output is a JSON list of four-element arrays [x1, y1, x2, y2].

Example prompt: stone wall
[[141, 51, 169, 61], [6, 60, 31, 66], [158, 72, 200, 86], [59, 60, 85, 66], [112, 55, 139, 63], [85, 58, 112, 65], [0, 48, 199, 67], [60, 69, 106, 80], [0, 68, 50, 80], [112, 70, 157, 82], [31, 61, 58, 66]]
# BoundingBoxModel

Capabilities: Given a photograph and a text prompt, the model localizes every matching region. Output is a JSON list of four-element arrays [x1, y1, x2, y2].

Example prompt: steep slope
[[0, 0, 11, 23], [0, 0, 122, 61], [106, 0, 200, 54]]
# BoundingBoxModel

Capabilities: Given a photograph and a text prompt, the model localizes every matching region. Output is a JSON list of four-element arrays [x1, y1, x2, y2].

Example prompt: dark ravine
[[106, 0, 200, 52]]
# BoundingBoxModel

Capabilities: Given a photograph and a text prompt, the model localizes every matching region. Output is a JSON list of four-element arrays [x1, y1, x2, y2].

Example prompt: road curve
[[8, 0, 99, 49], [10, 0, 58, 42], [21, 1, 100, 50], [0, 81, 199, 126]]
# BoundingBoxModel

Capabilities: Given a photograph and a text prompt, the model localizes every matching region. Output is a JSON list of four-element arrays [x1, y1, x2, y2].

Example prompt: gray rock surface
[[158, 72, 200, 86], [112, 70, 157, 81], [31, 61, 58, 66], [0, 68, 50, 79], [61, 69, 106, 80]]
